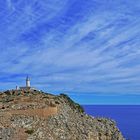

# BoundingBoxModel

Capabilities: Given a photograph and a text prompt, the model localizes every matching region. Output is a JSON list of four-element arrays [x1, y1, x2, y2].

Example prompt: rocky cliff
[[0, 89, 125, 140]]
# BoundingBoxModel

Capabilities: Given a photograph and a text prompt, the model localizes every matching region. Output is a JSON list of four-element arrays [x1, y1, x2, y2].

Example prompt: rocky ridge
[[0, 89, 125, 140]]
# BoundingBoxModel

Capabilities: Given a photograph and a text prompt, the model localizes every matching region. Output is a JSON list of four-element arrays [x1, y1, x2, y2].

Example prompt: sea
[[83, 105, 140, 140]]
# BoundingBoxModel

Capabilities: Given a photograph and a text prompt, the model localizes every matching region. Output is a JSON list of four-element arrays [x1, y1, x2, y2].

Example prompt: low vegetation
[[60, 93, 84, 113], [25, 129, 34, 135]]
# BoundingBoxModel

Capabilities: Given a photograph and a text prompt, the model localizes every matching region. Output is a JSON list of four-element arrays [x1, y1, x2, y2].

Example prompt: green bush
[[60, 93, 84, 113], [25, 129, 34, 134]]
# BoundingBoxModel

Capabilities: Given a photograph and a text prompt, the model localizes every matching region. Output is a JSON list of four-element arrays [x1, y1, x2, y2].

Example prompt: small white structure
[[19, 76, 31, 90], [26, 76, 30, 87]]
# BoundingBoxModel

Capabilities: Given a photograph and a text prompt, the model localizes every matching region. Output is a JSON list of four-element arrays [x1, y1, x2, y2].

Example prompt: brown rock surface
[[0, 89, 125, 140]]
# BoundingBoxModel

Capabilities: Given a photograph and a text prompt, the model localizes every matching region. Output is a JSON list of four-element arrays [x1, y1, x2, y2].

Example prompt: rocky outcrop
[[0, 89, 125, 140]]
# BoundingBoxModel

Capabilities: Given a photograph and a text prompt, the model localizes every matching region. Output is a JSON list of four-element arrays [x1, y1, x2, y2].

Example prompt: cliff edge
[[0, 89, 125, 140]]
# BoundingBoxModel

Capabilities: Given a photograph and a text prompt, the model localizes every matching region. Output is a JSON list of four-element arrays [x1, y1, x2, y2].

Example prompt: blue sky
[[0, 0, 140, 104]]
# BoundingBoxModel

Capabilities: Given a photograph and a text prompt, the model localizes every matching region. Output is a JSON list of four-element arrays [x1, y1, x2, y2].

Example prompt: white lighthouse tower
[[26, 76, 30, 88], [19, 76, 33, 90]]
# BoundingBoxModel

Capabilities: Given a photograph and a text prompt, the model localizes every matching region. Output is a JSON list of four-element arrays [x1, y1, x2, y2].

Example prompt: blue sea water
[[83, 105, 140, 140]]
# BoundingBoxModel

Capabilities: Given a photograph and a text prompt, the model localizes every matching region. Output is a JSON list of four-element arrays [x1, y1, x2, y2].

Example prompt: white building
[[26, 76, 30, 87], [19, 76, 31, 90]]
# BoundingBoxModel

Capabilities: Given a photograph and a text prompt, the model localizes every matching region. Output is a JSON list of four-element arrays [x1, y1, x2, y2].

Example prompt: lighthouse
[[19, 76, 34, 90], [26, 76, 30, 88]]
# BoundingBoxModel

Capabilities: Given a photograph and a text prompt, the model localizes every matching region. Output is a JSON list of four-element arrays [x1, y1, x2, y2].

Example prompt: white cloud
[[0, 0, 140, 94]]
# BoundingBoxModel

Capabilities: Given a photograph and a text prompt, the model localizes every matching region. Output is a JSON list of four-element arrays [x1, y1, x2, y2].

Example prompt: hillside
[[0, 89, 124, 140]]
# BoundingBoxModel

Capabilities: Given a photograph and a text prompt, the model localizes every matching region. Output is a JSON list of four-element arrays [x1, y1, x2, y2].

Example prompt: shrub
[[25, 129, 34, 134], [60, 93, 84, 113]]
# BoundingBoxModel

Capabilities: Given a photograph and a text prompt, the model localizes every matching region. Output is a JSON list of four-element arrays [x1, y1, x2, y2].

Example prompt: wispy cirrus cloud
[[0, 0, 140, 96]]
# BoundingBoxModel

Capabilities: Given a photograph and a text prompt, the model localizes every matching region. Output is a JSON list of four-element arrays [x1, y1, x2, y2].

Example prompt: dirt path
[[9, 107, 58, 118]]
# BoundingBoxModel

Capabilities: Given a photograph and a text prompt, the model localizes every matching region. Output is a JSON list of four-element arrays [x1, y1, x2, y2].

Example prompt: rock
[[0, 89, 125, 140]]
